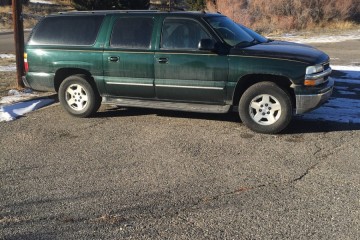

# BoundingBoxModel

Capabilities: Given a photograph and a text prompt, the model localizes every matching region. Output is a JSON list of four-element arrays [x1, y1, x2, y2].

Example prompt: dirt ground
[[0, 58, 16, 97]]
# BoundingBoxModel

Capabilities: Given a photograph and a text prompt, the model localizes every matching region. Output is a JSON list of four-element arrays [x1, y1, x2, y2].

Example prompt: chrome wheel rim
[[65, 84, 88, 111], [249, 94, 281, 125]]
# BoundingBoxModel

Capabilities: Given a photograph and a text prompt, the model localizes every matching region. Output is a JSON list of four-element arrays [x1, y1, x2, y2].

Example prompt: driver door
[[154, 18, 228, 104]]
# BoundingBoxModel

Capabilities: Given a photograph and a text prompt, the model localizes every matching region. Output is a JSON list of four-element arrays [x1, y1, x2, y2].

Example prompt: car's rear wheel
[[239, 82, 292, 134], [59, 75, 101, 117]]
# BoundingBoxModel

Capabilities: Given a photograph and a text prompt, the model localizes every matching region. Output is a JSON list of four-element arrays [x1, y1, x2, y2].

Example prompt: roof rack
[[57, 9, 214, 16], [58, 10, 160, 14]]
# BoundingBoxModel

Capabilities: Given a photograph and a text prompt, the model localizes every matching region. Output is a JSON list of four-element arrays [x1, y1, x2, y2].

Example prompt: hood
[[266, 40, 315, 48], [230, 41, 329, 64]]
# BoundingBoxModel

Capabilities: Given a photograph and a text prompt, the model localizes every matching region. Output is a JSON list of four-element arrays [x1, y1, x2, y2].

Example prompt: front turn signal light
[[304, 79, 316, 86]]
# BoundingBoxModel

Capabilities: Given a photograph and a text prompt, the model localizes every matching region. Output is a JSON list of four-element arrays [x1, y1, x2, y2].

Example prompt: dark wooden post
[[12, 0, 25, 88]]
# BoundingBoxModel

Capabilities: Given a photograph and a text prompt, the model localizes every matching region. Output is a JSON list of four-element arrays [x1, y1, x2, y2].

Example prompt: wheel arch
[[232, 74, 295, 108], [54, 68, 96, 93]]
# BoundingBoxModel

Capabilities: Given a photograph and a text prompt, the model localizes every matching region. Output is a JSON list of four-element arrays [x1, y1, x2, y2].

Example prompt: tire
[[239, 82, 292, 134], [58, 75, 101, 118]]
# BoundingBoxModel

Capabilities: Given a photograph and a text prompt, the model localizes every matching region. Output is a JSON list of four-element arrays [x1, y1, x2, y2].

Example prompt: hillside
[[207, 0, 360, 33]]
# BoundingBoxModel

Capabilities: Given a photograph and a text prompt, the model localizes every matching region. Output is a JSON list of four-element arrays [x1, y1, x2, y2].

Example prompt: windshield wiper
[[235, 39, 259, 47], [251, 39, 260, 44]]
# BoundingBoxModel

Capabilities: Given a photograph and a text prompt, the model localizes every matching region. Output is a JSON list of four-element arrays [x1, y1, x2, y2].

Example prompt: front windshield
[[205, 16, 255, 47]]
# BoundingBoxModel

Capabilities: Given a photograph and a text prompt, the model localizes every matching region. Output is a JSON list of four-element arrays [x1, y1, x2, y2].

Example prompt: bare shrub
[[206, 0, 360, 31]]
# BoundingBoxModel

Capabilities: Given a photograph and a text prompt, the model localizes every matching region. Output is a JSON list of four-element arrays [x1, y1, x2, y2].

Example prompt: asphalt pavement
[[1, 34, 360, 239], [1, 103, 359, 239]]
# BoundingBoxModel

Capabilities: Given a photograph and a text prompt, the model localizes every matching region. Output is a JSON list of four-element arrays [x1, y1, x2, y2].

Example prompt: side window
[[111, 18, 154, 49], [161, 19, 211, 50], [30, 16, 104, 45]]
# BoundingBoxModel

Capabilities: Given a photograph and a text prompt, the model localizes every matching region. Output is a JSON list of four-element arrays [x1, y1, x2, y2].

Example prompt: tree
[[149, 0, 187, 10], [72, 0, 150, 10], [123, 0, 150, 9], [186, 0, 206, 10]]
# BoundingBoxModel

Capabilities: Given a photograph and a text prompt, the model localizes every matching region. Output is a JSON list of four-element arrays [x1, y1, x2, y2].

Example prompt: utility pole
[[12, 0, 25, 88]]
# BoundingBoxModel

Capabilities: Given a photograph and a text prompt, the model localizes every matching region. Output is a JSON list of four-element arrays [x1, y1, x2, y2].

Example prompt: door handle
[[108, 56, 119, 62], [157, 57, 168, 64]]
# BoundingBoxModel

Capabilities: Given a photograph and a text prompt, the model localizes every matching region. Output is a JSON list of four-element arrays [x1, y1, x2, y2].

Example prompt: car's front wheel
[[239, 82, 293, 134], [58, 75, 101, 117]]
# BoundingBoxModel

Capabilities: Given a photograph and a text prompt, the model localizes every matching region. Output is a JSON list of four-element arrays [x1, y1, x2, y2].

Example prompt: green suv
[[23, 10, 333, 133]]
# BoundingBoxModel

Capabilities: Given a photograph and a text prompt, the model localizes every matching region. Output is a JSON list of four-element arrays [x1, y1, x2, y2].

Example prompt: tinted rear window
[[110, 17, 154, 49], [30, 15, 104, 46]]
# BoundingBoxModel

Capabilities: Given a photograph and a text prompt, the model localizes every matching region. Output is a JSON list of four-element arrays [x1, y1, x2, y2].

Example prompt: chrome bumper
[[295, 77, 334, 114]]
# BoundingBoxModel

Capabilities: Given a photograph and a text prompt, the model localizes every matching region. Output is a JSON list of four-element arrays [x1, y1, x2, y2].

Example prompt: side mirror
[[198, 39, 216, 51]]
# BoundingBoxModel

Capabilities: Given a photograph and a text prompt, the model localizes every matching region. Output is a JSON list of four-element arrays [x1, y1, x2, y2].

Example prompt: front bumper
[[295, 77, 334, 114]]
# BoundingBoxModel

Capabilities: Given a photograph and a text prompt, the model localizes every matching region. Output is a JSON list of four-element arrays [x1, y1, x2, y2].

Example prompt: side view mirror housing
[[198, 39, 216, 51]]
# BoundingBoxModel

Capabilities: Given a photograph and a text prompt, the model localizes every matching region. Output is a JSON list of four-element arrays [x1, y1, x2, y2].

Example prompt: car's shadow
[[95, 105, 360, 134], [95, 105, 240, 122], [285, 118, 360, 134]]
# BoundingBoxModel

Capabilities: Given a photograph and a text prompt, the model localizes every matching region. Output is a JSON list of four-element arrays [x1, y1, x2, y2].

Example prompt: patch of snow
[[0, 54, 15, 59], [277, 29, 360, 43], [0, 89, 54, 122], [296, 35, 360, 44], [0, 89, 38, 105], [0, 65, 16, 72], [332, 65, 360, 72], [0, 98, 54, 122], [29, 0, 54, 4]]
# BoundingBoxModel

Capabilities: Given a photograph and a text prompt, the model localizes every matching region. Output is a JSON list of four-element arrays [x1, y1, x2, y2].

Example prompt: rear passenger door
[[154, 18, 228, 104], [103, 16, 155, 98]]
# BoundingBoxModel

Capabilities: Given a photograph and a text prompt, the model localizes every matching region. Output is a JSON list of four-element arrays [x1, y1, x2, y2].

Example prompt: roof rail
[[58, 10, 160, 14]]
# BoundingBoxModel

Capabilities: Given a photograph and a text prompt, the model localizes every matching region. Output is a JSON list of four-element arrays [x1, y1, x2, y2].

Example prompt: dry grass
[[53, 0, 73, 5], [208, 0, 360, 33], [0, 71, 17, 97], [0, 58, 17, 97], [0, 4, 10, 12], [0, 57, 15, 65], [314, 21, 359, 30]]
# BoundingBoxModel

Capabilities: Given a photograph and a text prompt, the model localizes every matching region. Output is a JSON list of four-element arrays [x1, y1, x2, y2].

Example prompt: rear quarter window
[[29, 15, 104, 46]]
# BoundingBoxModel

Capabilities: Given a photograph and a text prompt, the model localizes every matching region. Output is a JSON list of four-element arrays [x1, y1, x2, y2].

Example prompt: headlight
[[306, 64, 324, 75]]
